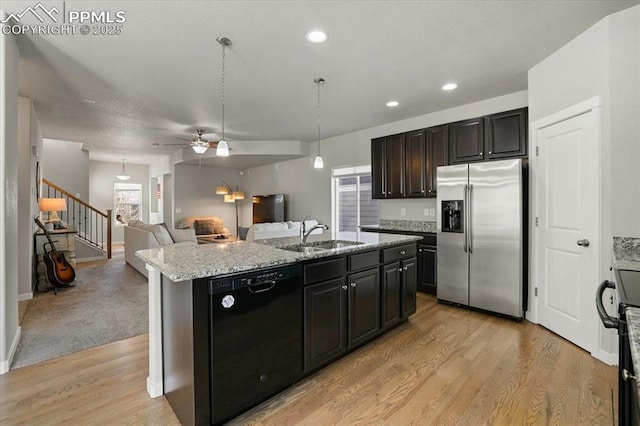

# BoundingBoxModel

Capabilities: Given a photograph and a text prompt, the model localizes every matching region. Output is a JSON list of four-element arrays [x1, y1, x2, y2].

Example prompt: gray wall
[[17, 97, 42, 299], [89, 160, 150, 243], [241, 91, 528, 226], [174, 164, 243, 233], [0, 28, 20, 373], [41, 139, 90, 201]]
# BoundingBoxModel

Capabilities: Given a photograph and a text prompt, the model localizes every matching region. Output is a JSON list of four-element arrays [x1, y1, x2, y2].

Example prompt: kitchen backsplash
[[378, 219, 437, 233]]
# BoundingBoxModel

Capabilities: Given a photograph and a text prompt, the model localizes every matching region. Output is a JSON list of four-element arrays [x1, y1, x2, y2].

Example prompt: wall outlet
[[424, 208, 428, 216], [175, 208, 181, 214], [429, 208, 435, 216], [400, 208, 406, 216]]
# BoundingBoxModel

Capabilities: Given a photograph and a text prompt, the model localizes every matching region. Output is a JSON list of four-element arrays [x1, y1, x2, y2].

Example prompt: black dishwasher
[[209, 264, 302, 424]]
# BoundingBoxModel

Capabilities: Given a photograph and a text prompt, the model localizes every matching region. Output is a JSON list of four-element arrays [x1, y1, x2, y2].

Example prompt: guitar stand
[[40, 282, 75, 295]]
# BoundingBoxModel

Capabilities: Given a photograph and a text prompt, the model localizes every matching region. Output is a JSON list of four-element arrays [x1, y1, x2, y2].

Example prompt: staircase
[[41, 179, 112, 259]]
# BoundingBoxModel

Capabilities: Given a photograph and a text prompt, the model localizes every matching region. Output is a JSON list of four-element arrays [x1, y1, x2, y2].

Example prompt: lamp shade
[[223, 194, 235, 203], [232, 191, 245, 200], [39, 198, 66, 212], [313, 155, 324, 169], [216, 139, 230, 157], [216, 185, 229, 195]]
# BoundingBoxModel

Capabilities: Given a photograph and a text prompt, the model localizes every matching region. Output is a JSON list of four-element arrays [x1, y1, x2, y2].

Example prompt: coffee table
[[197, 235, 238, 244]]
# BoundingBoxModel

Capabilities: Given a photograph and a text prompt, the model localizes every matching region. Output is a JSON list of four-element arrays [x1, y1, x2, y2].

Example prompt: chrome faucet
[[302, 223, 329, 244], [300, 215, 312, 244]]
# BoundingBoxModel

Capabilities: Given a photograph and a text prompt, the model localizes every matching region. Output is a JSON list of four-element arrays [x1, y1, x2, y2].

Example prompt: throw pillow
[[211, 217, 224, 234], [194, 219, 216, 235], [158, 223, 175, 243], [146, 224, 174, 246]]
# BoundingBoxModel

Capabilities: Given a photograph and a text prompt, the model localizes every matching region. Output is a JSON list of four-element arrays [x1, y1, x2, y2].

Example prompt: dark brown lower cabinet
[[418, 244, 437, 295], [347, 268, 380, 348], [381, 263, 402, 329], [304, 277, 348, 371], [401, 258, 417, 317]]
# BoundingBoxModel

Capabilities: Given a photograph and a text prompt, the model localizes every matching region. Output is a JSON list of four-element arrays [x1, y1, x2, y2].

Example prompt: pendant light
[[313, 77, 325, 169], [216, 37, 231, 157], [116, 159, 131, 181]]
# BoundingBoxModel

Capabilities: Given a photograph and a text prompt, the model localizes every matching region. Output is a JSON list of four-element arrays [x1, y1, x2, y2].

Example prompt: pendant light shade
[[216, 139, 229, 157], [216, 37, 232, 157], [116, 159, 131, 181], [313, 77, 325, 169]]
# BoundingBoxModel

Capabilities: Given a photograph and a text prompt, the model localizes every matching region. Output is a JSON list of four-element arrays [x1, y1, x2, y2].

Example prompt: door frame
[[528, 96, 612, 363]]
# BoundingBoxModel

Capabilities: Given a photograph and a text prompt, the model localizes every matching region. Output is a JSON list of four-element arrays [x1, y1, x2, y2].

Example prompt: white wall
[[89, 160, 150, 243], [17, 97, 42, 300], [41, 139, 90, 200], [174, 164, 243, 232], [242, 91, 528, 226], [0, 27, 21, 374]]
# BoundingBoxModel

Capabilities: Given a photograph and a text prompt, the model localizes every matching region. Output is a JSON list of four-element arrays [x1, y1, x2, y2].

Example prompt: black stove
[[598, 269, 640, 425]]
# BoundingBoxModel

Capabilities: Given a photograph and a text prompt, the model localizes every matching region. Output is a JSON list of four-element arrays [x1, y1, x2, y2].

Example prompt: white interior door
[[537, 109, 599, 353]]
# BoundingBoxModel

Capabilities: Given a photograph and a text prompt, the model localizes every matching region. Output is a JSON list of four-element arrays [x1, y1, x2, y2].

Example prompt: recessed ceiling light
[[83, 98, 96, 104], [442, 83, 458, 91], [386, 101, 399, 107], [306, 30, 328, 44]]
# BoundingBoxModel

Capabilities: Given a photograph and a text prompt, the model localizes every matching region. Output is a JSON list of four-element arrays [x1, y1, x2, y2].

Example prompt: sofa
[[176, 216, 231, 238], [124, 221, 197, 277], [245, 220, 322, 242]]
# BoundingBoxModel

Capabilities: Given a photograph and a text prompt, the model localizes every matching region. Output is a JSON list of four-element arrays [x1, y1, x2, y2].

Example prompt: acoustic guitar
[[34, 217, 76, 294]]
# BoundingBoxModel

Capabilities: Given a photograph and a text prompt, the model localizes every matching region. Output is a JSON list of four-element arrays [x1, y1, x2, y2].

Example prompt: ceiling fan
[[163, 129, 222, 154]]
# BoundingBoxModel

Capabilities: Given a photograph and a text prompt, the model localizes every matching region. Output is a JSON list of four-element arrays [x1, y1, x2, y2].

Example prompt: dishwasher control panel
[[209, 267, 295, 294]]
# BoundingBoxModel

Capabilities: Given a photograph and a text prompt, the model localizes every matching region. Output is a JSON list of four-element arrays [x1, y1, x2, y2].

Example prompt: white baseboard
[[147, 376, 163, 398], [0, 326, 21, 374], [594, 349, 618, 366], [18, 292, 33, 301]]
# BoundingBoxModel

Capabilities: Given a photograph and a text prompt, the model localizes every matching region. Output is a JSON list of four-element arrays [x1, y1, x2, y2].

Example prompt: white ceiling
[[8, 0, 638, 166]]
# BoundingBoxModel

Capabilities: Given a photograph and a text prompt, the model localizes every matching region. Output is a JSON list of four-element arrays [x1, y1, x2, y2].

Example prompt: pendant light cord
[[316, 78, 323, 156], [221, 42, 226, 141]]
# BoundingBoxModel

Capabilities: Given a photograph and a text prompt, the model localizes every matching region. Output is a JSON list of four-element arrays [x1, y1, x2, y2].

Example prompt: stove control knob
[[623, 369, 637, 382]]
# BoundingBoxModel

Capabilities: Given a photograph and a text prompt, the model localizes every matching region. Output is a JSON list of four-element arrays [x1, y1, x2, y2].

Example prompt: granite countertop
[[361, 219, 437, 234], [624, 307, 640, 403], [136, 231, 421, 282], [613, 237, 640, 272]]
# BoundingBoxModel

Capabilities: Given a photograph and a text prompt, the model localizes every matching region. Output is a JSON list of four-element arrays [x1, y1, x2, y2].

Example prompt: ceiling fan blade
[[176, 137, 193, 142], [163, 143, 190, 146]]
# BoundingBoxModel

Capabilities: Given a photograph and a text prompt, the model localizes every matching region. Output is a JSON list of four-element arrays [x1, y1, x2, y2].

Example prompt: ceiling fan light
[[313, 155, 324, 169], [216, 139, 229, 157], [192, 145, 208, 154], [215, 185, 229, 195]]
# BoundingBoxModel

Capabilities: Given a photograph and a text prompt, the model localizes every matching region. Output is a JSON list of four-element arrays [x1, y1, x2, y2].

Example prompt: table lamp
[[39, 198, 67, 227]]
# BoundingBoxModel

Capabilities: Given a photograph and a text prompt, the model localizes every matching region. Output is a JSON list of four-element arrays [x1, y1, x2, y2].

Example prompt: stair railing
[[40, 178, 112, 259]]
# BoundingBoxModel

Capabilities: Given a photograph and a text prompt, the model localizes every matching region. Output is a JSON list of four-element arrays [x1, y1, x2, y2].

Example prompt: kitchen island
[[137, 230, 421, 425]]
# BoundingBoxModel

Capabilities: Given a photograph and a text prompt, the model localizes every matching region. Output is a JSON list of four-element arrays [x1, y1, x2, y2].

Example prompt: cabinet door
[[304, 278, 348, 371], [381, 262, 402, 330], [385, 133, 405, 198], [418, 246, 437, 295], [401, 258, 417, 318], [404, 130, 426, 198], [485, 108, 528, 159], [426, 124, 448, 197], [348, 268, 380, 348], [449, 118, 484, 164], [371, 137, 386, 199]]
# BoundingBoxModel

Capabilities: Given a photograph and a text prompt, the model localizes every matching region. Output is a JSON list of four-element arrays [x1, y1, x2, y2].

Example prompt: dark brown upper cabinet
[[448, 117, 484, 164], [425, 124, 447, 197], [485, 107, 528, 160], [371, 133, 405, 199], [404, 130, 426, 197]]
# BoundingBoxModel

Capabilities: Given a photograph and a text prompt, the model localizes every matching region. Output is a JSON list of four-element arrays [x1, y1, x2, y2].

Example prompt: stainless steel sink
[[306, 240, 364, 249], [278, 240, 364, 253]]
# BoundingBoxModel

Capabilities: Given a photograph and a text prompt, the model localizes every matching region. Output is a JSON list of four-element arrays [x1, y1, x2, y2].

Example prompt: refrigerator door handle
[[468, 184, 473, 253], [463, 184, 468, 253]]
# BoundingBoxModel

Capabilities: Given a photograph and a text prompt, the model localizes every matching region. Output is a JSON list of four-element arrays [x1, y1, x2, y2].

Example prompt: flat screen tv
[[252, 194, 285, 224]]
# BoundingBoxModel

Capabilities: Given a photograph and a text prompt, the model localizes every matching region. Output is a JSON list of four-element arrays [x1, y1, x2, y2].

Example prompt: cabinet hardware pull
[[488, 151, 492, 154], [400, 250, 406, 255], [350, 282, 357, 287], [480, 152, 483, 155], [404, 266, 408, 271], [341, 285, 348, 290], [623, 369, 637, 381], [398, 268, 403, 272]]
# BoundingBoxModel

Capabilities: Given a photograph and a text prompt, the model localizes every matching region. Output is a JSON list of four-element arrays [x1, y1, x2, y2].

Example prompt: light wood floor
[[2, 294, 616, 425]]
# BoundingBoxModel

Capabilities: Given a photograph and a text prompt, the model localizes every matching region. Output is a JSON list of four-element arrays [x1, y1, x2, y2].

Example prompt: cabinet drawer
[[348, 250, 379, 272], [382, 244, 416, 263], [304, 257, 347, 286]]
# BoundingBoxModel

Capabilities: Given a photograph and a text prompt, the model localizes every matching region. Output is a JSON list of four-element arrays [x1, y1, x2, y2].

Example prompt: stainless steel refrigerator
[[436, 158, 526, 319]]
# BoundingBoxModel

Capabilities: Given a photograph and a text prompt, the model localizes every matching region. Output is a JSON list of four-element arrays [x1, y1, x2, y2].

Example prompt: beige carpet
[[11, 247, 148, 369]]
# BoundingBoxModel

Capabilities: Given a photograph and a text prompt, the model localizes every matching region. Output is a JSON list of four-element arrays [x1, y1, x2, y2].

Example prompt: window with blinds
[[333, 166, 378, 232]]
